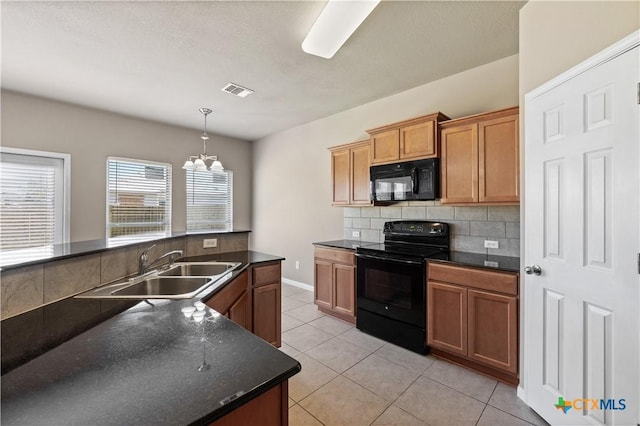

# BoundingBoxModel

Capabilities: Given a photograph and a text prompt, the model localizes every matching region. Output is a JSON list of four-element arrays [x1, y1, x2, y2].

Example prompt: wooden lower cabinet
[[427, 281, 467, 357], [427, 262, 519, 383], [210, 381, 288, 426], [205, 270, 251, 331], [467, 289, 517, 374], [313, 246, 356, 323], [205, 261, 282, 348], [252, 262, 282, 347]]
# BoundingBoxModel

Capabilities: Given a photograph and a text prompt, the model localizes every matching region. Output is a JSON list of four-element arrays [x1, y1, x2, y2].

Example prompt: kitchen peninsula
[[1, 234, 300, 425]]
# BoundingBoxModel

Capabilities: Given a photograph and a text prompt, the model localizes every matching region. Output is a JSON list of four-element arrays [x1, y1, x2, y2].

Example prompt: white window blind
[[0, 150, 67, 265], [107, 157, 172, 245], [186, 170, 233, 232]]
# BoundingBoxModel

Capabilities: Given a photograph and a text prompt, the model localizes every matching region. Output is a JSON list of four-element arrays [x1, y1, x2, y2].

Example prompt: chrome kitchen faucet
[[138, 244, 184, 275]]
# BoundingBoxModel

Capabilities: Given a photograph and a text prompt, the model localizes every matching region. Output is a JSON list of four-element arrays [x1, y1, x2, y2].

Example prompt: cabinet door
[[440, 124, 478, 204], [467, 289, 518, 374], [253, 283, 281, 347], [350, 144, 371, 205], [479, 115, 519, 203], [333, 264, 355, 317], [331, 149, 350, 205], [314, 259, 333, 310], [400, 120, 436, 160], [427, 281, 467, 356], [370, 129, 399, 164], [229, 291, 250, 331]]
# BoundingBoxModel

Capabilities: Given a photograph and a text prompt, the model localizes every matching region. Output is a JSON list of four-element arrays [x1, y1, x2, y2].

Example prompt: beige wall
[[1, 90, 252, 242], [252, 54, 520, 285], [520, 0, 639, 98]]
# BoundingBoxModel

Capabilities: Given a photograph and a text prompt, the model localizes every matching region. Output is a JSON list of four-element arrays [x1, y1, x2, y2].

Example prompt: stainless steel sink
[[75, 261, 241, 300], [111, 276, 213, 297], [158, 262, 240, 277]]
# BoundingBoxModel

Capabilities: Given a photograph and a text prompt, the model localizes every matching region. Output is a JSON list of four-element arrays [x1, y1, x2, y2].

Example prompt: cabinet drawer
[[314, 247, 355, 266], [205, 271, 248, 313], [252, 263, 281, 287], [428, 263, 517, 295]]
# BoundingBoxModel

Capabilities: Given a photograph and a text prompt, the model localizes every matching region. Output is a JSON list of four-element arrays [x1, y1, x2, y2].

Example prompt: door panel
[[478, 115, 519, 202], [427, 281, 467, 356], [314, 260, 333, 310], [468, 289, 517, 374], [440, 124, 478, 203], [333, 264, 355, 316]]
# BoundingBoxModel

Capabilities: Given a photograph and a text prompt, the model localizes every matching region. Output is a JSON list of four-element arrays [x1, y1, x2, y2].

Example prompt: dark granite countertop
[[313, 239, 377, 251], [432, 251, 521, 273], [1, 251, 299, 426], [314, 241, 520, 273], [0, 230, 252, 271]]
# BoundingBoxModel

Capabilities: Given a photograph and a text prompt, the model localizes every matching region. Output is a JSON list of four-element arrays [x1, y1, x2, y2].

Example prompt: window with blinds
[[0, 150, 67, 265], [186, 170, 233, 233], [107, 157, 172, 245]]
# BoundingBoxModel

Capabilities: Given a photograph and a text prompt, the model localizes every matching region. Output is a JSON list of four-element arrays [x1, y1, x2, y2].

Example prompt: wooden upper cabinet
[[440, 106, 519, 205], [350, 143, 371, 205], [479, 115, 519, 203], [331, 149, 350, 205], [370, 129, 400, 164], [400, 119, 436, 160], [440, 123, 478, 204], [329, 140, 371, 206], [367, 112, 449, 165]]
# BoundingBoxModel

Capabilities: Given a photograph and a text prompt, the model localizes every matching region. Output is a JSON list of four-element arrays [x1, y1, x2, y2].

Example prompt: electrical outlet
[[295, 261, 300, 270], [352, 231, 360, 238], [484, 260, 499, 268], [203, 238, 217, 248], [484, 240, 499, 249]]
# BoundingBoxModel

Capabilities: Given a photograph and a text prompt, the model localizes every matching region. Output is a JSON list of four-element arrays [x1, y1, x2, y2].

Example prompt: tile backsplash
[[344, 201, 520, 257]]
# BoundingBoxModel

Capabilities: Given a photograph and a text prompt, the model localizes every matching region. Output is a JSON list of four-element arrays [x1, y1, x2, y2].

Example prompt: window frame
[[0, 146, 71, 245], [105, 156, 173, 244]]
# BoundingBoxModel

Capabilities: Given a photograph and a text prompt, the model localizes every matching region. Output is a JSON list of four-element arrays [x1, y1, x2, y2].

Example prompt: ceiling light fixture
[[182, 108, 224, 172], [302, 0, 381, 59]]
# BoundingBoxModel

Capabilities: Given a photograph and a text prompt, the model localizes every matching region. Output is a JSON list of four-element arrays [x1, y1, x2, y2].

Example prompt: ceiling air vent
[[221, 83, 254, 98]]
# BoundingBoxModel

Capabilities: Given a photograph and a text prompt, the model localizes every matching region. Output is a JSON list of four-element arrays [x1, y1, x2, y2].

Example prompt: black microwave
[[370, 158, 439, 203]]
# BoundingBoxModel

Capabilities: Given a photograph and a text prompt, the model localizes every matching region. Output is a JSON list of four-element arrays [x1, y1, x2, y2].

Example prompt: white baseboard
[[281, 277, 313, 292]]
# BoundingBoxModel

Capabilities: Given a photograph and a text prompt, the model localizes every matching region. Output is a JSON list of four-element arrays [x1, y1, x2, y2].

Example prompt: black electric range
[[355, 220, 450, 354]]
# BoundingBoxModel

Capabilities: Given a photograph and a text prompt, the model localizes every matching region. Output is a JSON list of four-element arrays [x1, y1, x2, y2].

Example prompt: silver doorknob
[[524, 265, 542, 276]]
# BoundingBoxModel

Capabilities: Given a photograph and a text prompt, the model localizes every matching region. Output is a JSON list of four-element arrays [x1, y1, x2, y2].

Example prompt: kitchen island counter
[[1, 251, 299, 425]]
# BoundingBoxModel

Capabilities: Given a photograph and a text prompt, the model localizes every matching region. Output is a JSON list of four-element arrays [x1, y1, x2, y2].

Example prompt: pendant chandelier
[[182, 108, 224, 172]]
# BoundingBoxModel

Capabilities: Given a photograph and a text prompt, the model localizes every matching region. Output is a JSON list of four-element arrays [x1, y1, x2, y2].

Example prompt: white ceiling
[[1, 1, 525, 141]]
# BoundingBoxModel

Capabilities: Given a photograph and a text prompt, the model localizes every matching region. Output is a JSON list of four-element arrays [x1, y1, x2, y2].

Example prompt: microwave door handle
[[411, 168, 419, 194]]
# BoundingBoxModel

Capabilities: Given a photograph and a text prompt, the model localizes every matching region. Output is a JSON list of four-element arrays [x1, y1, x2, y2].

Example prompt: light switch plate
[[484, 240, 499, 249], [203, 238, 218, 248]]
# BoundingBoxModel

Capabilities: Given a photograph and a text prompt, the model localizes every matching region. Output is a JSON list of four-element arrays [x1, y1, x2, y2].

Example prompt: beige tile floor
[[280, 283, 549, 426]]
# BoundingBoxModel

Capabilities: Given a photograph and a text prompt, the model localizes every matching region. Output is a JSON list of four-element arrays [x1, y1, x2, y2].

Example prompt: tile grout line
[[282, 284, 536, 426]]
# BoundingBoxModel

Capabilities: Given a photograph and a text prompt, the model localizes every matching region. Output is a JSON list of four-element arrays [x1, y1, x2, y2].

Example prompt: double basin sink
[[76, 261, 241, 300]]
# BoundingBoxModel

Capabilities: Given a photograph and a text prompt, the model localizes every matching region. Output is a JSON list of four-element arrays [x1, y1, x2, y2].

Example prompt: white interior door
[[524, 33, 639, 426]]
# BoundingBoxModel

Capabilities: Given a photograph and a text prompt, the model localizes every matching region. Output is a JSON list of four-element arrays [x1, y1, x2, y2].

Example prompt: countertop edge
[[192, 363, 302, 425], [0, 230, 252, 271]]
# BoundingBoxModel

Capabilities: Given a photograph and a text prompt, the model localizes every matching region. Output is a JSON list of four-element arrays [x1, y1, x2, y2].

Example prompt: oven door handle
[[355, 253, 423, 265]]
